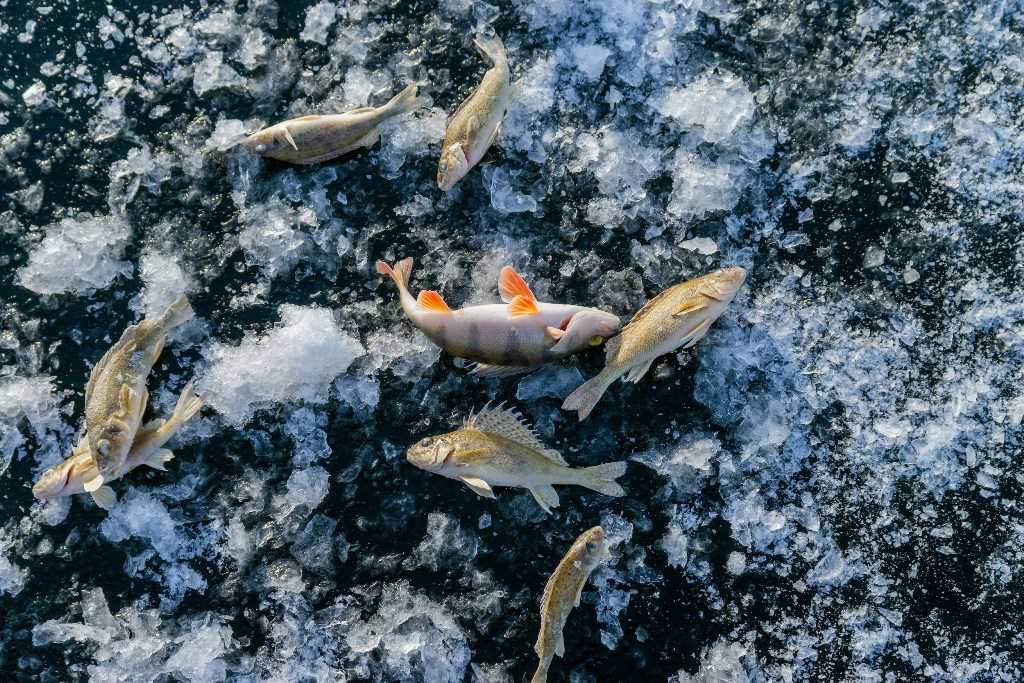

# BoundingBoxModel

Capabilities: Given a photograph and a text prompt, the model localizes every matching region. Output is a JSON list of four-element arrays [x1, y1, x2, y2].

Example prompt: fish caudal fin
[[383, 83, 420, 116], [473, 33, 508, 66], [576, 461, 627, 497], [561, 371, 616, 421], [160, 293, 194, 330], [375, 257, 414, 293]]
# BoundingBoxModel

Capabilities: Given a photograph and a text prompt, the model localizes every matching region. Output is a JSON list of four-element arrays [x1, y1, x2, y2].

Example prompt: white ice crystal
[[200, 305, 364, 426], [135, 250, 191, 318], [193, 51, 245, 96], [18, 213, 132, 296], [654, 70, 756, 143], [300, 1, 338, 45]]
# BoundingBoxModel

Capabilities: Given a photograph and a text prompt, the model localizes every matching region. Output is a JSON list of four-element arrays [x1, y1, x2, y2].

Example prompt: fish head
[[93, 422, 131, 471], [437, 143, 470, 191], [406, 434, 457, 473], [700, 266, 747, 303], [32, 451, 93, 500], [553, 309, 622, 354], [577, 526, 610, 567]]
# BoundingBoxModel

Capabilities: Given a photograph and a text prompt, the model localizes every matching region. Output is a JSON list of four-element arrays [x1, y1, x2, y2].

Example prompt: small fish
[[33, 383, 203, 510], [83, 294, 194, 492], [531, 526, 609, 683], [437, 34, 512, 190], [376, 257, 620, 377], [563, 267, 747, 420], [405, 403, 626, 513], [241, 84, 420, 165]]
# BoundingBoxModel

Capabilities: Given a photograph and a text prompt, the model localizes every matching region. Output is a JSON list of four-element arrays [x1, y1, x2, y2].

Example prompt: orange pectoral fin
[[509, 295, 539, 317], [498, 266, 536, 304], [417, 290, 451, 313]]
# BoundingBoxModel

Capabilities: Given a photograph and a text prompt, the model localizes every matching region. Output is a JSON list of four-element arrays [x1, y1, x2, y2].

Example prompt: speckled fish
[[32, 383, 203, 510], [83, 294, 194, 492], [563, 267, 747, 420], [531, 526, 609, 683], [405, 403, 626, 513], [241, 84, 419, 165], [437, 34, 511, 190], [376, 258, 620, 377]]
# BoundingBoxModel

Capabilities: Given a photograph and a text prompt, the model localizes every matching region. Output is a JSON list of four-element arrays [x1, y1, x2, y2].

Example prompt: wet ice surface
[[1, 0, 1023, 680]]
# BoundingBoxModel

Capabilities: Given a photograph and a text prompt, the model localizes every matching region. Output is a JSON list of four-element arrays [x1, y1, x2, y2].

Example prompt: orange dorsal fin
[[417, 290, 451, 313], [509, 295, 539, 317], [498, 266, 536, 304]]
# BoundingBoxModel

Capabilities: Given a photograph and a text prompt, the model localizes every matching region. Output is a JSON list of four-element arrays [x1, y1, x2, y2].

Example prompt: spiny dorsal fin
[[498, 266, 535, 304], [509, 295, 539, 317], [465, 403, 568, 465]]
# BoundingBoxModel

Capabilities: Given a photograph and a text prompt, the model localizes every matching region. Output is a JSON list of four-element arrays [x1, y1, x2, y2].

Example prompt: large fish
[[376, 257, 620, 377], [33, 383, 203, 509], [531, 526, 609, 683], [241, 84, 420, 165], [405, 403, 626, 513], [437, 34, 512, 190], [83, 294, 194, 492], [563, 267, 747, 420]]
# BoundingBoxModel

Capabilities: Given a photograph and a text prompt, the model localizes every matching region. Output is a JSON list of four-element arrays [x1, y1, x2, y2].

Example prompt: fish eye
[[255, 143, 267, 153], [97, 440, 110, 457], [418, 438, 433, 448], [588, 335, 604, 346]]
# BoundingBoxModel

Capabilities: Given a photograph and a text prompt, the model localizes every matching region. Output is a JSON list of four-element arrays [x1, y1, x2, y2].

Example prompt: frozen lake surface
[[1, 0, 1023, 680]]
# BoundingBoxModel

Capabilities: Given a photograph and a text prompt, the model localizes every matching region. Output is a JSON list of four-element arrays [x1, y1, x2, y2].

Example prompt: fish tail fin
[[383, 83, 420, 116], [576, 461, 627, 497], [168, 381, 204, 429], [159, 293, 194, 330], [473, 33, 507, 66], [561, 370, 616, 421], [376, 257, 414, 294]]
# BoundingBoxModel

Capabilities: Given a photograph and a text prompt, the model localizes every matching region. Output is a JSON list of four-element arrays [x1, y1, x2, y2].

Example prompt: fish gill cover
[[0, 0, 1022, 681]]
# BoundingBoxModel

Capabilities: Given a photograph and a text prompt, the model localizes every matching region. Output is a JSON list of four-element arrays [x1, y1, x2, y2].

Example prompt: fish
[[376, 257, 621, 377], [531, 526, 609, 683], [241, 84, 420, 165], [83, 294, 194, 492], [562, 266, 747, 420], [437, 34, 512, 191], [33, 382, 204, 510], [405, 403, 627, 513]]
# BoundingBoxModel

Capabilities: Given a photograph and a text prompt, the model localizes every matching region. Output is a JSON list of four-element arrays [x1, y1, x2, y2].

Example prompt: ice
[[654, 70, 756, 143], [0, 374, 65, 475], [21, 81, 47, 107], [346, 581, 472, 682], [680, 237, 719, 255], [300, 1, 338, 45], [273, 466, 331, 519], [573, 44, 611, 81], [193, 51, 245, 96], [484, 166, 538, 214], [516, 366, 585, 401], [726, 552, 746, 576], [903, 266, 920, 284], [100, 491, 184, 561], [290, 513, 339, 576], [671, 635, 761, 682], [405, 512, 478, 572], [667, 153, 746, 221], [200, 305, 364, 426], [0, 528, 26, 597], [377, 107, 447, 178], [207, 118, 248, 152], [237, 194, 316, 278], [863, 245, 885, 268], [17, 213, 132, 296], [134, 251, 191, 318]]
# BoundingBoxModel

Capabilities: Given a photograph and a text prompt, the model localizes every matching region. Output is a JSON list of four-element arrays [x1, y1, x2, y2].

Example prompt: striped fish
[[376, 257, 620, 377]]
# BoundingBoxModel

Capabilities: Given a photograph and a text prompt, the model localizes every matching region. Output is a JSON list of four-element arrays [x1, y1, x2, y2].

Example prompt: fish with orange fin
[[375, 257, 620, 377]]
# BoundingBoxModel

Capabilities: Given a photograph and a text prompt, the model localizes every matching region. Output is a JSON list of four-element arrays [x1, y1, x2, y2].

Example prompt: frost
[[201, 306, 364, 426], [18, 213, 132, 295]]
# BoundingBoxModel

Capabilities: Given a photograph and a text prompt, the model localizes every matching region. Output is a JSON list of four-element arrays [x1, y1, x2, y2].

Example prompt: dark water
[[1, 0, 1023, 681]]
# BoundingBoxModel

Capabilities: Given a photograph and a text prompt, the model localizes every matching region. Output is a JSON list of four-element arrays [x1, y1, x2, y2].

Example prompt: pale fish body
[[437, 34, 512, 190], [33, 383, 203, 510], [84, 294, 194, 489], [377, 258, 620, 377], [242, 84, 419, 165], [563, 267, 747, 420], [405, 404, 626, 513], [532, 526, 609, 683]]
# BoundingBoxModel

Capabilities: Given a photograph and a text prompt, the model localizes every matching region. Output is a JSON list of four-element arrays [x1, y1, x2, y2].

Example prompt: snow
[[200, 305, 364, 426], [17, 214, 132, 296]]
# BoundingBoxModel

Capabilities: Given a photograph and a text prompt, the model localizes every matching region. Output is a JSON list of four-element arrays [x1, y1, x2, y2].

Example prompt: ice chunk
[[0, 374, 64, 475], [346, 581, 471, 682], [679, 237, 719, 255], [484, 166, 538, 214], [377, 107, 447, 178], [22, 81, 48, 107], [667, 152, 745, 220], [207, 118, 248, 152], [193, 51, 245, 96], [100, 491, 183, 561], [200, 305, 364, 426], [863, 245, 885, 268], [726, 552, 746, 576], [516, 366, 585, 401], [406, 512, 478, 571], [18, 213, 132, 296], [0, 528, 26, 597], [274, 466, 331, 519], [134, 251, 191, 318], [654, 70, 755, 143], [300, 0, 338, 45], [671, 635, 760, 682], [290, 513, 338, 576], [903, 266, 920, 284], [573, 44, 611, 81], [237, 194, 316, 278]]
